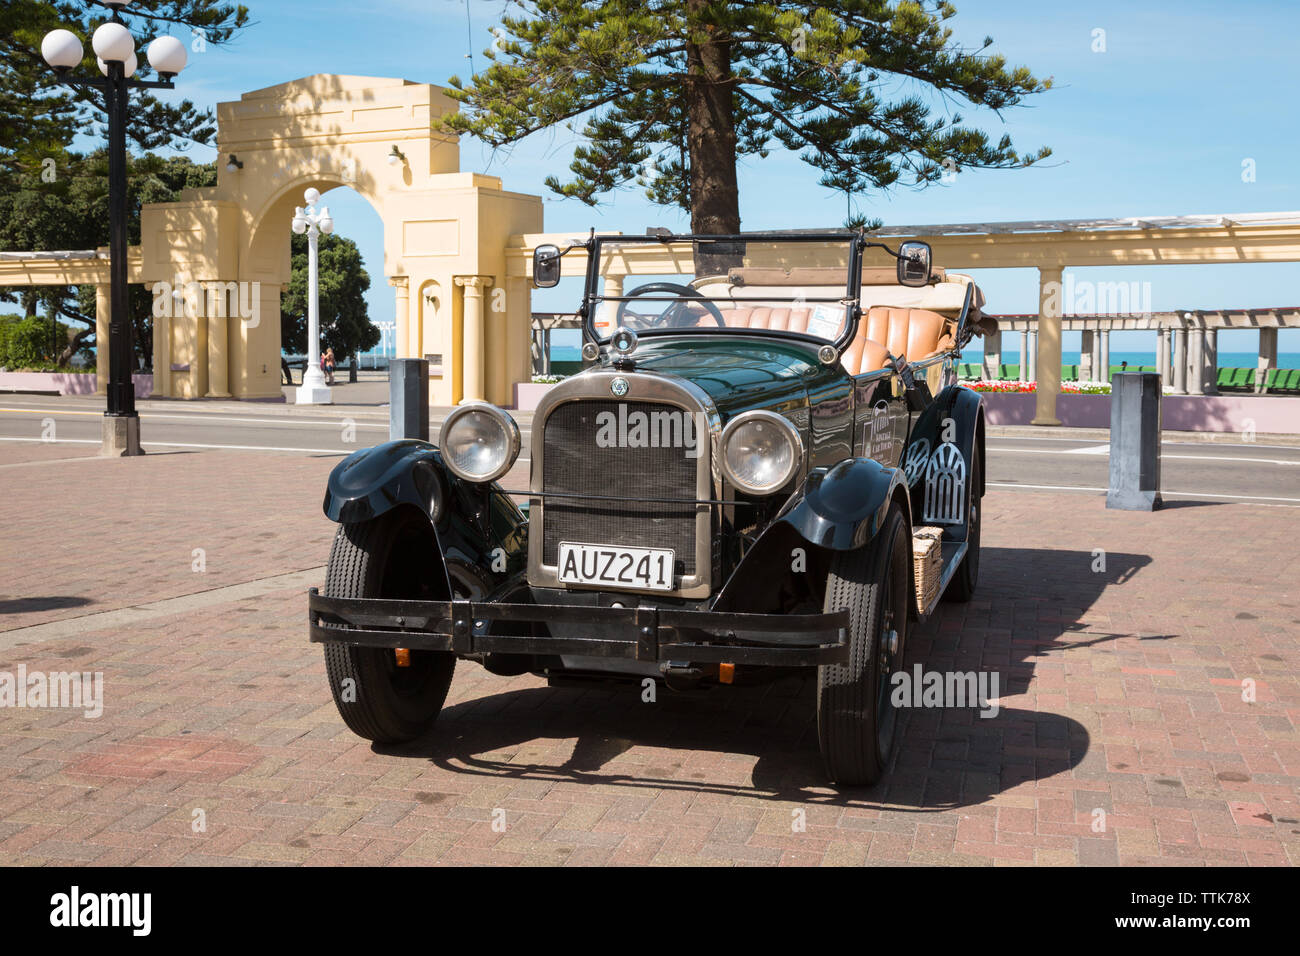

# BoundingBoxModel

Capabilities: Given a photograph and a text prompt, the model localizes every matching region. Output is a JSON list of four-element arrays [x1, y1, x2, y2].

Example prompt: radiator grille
[[540, 400, 701, 578]]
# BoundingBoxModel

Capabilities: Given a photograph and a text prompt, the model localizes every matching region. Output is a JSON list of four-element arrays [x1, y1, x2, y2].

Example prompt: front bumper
[[308, 589, 849, 667]]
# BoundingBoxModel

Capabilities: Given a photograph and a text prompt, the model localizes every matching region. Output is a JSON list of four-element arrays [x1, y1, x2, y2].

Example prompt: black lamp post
[[40, 0, 188, 456]]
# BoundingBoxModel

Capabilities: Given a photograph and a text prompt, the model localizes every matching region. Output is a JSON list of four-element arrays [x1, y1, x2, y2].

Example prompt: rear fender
[[900, 384, 985, 537]]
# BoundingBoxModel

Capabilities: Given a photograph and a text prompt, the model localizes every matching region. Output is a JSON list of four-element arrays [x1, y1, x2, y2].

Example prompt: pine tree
[[1, 0, 250, 181], [441, 1, 1051, 232]]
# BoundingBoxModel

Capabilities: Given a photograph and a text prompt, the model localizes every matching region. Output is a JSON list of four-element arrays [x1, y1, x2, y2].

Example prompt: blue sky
[[116, 0, 1299, 356]]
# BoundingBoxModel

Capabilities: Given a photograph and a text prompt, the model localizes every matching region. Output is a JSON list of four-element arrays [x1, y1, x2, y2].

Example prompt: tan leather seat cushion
[[862, 306, 954, 363], [688, 304, 952, 375], [715, 306, 813, 333]]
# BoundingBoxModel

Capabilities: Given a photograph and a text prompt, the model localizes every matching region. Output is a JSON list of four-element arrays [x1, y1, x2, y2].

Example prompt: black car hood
[[595, 334, 832, 417]]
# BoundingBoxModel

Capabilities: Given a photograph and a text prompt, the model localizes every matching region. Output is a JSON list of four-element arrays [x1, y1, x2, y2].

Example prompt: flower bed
[[961, 379, 1112, 395]]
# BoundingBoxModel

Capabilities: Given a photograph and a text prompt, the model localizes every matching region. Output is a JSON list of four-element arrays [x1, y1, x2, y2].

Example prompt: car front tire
[[322, 510, 456, 744], [816, 501, 910, 786]]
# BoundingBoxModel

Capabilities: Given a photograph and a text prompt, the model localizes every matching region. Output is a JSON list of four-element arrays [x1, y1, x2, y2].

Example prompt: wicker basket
[[911, 526, 944, 614]]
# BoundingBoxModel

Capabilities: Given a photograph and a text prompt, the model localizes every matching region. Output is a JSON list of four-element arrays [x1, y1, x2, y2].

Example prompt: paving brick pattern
[[0, 446, 1297, 865]]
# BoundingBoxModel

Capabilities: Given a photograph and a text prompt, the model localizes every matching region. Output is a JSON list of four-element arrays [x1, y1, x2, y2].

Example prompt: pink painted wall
[[0, 371, 153, 398], [979, 392, 1300, 434]]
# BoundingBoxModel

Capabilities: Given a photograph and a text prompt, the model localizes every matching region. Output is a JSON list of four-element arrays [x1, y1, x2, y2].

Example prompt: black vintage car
[[308, 231, 990, 785]]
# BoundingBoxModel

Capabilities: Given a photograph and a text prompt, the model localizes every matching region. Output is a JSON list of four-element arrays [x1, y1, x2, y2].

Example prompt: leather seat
[[715, 306, 813, 333], [697, 304, 953, 375], [861, 307, 954, 363]]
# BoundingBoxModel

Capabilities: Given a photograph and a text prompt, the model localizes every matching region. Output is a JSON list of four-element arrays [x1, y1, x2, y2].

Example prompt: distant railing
[[530, 312, 582, 376]]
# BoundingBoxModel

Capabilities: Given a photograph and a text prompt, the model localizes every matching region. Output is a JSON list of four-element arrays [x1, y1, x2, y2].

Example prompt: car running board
[[918, 538, 967, 621]]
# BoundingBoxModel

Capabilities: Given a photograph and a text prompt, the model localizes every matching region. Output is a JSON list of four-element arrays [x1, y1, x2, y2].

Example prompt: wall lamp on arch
[[388, 145, 408, 166], [225, 153, 243, 171]]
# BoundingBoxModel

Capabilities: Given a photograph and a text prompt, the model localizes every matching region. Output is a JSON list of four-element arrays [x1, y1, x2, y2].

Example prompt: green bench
[[1216, 367, 1254, 392], [1271, 368, 1300, 393]]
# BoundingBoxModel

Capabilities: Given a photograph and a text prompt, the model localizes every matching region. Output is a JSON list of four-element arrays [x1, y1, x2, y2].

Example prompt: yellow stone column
[[456, 275, 492, 404], [504, 276, 532, 406], [487, 282, 508, 406], [149, 283, 171, 398], [206, 284, 231, 398], [1033, 266, 1064, 426], [95, 284, 110, 396], [390, 276, 410, 358]]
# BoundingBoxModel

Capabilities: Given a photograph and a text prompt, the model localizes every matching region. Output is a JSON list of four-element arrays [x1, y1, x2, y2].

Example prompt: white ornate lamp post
[[291, 188, 334, 404], [40, 1, 189, 455]]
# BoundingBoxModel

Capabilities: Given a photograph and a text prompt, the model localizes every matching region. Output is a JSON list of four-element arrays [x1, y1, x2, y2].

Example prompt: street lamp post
[[41, 0, 188, 456], [291, 189, 335, 404]]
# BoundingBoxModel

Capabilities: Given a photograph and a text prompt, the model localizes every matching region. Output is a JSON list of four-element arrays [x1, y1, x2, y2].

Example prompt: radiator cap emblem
[[610, 377, 630, 397]]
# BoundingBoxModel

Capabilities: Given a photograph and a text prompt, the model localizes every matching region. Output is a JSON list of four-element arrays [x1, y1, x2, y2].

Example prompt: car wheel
[[943, 444, 981, 603], [816, 501, 910, 786], [322, 510, 456, 744]]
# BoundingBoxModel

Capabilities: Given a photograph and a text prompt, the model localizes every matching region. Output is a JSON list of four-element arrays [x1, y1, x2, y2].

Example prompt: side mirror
[[897, 240, 932, 287], [533, 243, 562, 288]]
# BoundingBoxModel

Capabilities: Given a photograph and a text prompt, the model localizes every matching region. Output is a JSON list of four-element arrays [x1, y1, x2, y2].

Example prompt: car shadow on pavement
[[385, 546, 1159, 810]]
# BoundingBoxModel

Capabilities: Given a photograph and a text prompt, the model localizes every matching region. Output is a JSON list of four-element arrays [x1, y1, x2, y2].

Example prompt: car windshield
[[589, 235, 858, 344]]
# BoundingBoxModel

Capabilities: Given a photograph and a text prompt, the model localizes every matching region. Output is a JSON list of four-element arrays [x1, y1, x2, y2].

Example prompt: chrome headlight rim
[[719, 410, 804, 496], [439, 401, 521, 484]]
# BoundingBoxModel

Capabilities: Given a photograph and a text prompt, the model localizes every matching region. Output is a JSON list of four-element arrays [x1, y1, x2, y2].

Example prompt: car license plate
[[557, 542, 675, 592]]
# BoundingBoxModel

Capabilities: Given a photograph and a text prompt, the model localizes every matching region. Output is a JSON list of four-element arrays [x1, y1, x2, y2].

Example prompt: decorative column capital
[[454, 275, 494, 295], [388, 275, 409, 291]]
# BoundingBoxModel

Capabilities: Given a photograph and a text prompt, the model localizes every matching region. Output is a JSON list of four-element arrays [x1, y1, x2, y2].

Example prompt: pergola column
[[1018, 331, 1028, 382], [1187, 327, 1206, 395], [1172, 328, 1188, 394], [456, 275, 492, 404], [95, 284, 110, 396], [1258, 327, 1278, 392], [1080, 329, 1094, 380], [982, 327, 1002, 380], [389, 276, 410, 358], [1203, 328, 1219, 395], [1099, 329, 1111, 383], [1157, 328, 1171, 385], [1025, 330, 1038, 381], [1032, 265, 1062, 425]]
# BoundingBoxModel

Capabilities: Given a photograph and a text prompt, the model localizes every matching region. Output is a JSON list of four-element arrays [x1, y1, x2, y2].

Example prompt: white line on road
[[987, 481, 1300, 505], [0, 436, 351, 455], [989, 444, 1300, 466], [0, 406, 389, 428]]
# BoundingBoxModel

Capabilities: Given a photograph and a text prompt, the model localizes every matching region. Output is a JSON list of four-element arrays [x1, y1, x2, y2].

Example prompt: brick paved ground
[[0, 445, 1296, 865]]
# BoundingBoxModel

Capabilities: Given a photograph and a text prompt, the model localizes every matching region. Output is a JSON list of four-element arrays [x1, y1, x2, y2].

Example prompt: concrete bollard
[[389, 358, 429, 442], [1106, 372, 1162, 511]]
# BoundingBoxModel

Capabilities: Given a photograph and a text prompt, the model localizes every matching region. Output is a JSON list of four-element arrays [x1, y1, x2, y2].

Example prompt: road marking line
[[0, 407, 388, 428], [0, 436, 350, 454], [988, 481, 1300, 504], [989, 445, 1300, 466]]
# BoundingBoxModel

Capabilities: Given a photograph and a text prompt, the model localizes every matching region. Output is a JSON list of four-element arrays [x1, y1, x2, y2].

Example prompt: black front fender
[[322, 440, 527, 600], [774, 457, 910, 551], [324, 440, 448, 525]]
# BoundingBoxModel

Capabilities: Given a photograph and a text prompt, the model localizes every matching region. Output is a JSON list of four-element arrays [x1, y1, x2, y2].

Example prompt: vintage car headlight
[[720, 410, 803, 496], [439, 402, 521, 483]]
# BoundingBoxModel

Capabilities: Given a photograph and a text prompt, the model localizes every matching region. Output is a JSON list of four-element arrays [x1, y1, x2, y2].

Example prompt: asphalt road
[[2, 394, 1298, 506]]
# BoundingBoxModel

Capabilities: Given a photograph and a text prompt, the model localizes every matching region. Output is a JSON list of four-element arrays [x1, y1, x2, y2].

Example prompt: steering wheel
[[615, 282, 727, 329]]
